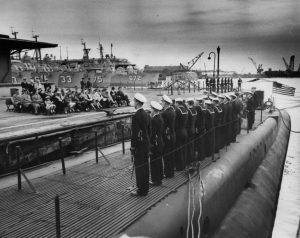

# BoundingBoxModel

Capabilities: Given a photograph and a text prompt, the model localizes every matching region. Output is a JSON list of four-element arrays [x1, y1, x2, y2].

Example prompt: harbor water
[[241, 77, 300, 238]]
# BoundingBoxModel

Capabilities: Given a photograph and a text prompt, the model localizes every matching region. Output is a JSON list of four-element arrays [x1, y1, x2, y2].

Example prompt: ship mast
[[97, 38, 104, 63], [32, 30, 41, 61], [81, 38, 90, 64], [10, 27, 21, 59]]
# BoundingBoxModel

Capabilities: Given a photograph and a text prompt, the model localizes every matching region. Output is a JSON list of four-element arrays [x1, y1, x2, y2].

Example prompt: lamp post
[[217, 46, 220, 79], [208, 52, 216, 79]]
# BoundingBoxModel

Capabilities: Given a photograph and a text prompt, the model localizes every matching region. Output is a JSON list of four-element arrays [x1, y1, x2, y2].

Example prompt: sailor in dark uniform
[[205, 78, 209, 91], [223, 78, 227, 93], [217, 78, 220, 93], [149, 101, 164, 186], [235, 92, 243, 134], [194, 97, 207, 161], [220, 78, 224, 93], [212, 97, 223, 158], [174, 98, 189, 170], [225, 94, 233, 146], [130, 93, 151, 196], [246, 92, 255, 130], [186, 98, 197, 166], [217, 94, 227, 149], [204, 100, 215, 158], [230, 93, 238, 142], [161, 95, 176, 178]]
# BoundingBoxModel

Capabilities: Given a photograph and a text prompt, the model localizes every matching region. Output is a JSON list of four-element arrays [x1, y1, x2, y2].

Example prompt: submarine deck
[[0, 110, 270, 238]]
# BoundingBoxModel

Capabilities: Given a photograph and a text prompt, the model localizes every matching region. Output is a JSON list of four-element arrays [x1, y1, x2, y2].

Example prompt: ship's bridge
[[0, 34, 57, 84]]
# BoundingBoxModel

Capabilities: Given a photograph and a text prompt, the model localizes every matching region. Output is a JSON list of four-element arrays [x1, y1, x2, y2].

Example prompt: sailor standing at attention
[[161, 95, 176, 178], [149, 101, 164, 186], [130, 93, 151, 196], [204, 100, 215, 158], [194, 97, 207, 161], [186, 98, 197, 166], [174, 98, 189, 171]]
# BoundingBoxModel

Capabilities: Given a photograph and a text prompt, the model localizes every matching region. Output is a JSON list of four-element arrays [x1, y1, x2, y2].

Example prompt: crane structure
[[248, 57, 263, 74], [164, 52, 204, 91], [282, 55, 295, 72], [179, 52, 204, 71]]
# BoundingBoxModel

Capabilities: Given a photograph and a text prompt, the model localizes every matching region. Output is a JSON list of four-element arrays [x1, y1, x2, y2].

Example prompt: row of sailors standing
[[130, 91, 243, 196]]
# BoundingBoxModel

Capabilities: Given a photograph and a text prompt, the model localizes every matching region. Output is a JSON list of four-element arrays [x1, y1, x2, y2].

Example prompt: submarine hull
[[116, 111, 290, 238]]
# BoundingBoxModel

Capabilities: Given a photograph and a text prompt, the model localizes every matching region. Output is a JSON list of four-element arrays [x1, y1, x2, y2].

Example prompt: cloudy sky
[[1, 0, 299, 73]]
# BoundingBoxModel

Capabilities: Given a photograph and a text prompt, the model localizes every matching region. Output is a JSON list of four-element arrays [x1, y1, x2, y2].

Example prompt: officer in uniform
[[186, 98, 197, 166], [161, 95, 176, 178], [204, 100, 215, 158], [174, 98, 189, 170], [130, 93, 151, 196], [149, 101, 164, 186], [212, 97, 223, 157], [247, 92, 255, 130], [194, 97, 207, 161]]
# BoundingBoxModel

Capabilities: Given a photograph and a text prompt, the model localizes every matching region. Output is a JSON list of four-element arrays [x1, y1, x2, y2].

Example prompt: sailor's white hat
[[150, 101, 163, 111], [175, 98, 183, 102], [186, 98, 194, 102], [212, 97, 220, 102], [134, 93, 147, 103], [162, 95, 172, 104], [204, 100, 212, 105], [218, 94, 226, 99], [196, 96, 205, 101], [211, 92, 218, 97], [225, 95, 231, 100], [230, 93, 237, 99]]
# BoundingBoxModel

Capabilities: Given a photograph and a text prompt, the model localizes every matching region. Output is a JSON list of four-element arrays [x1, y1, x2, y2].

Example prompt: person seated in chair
[[53, 90, 68, 113], [92, 88, 103, 110], [101, 88, 110, 108], [31, 89, 45, 114], [20, 89, 32, 112], [12, 89, 23, 112], [44, 95, 56, 114], [116, 87, 130, 106]]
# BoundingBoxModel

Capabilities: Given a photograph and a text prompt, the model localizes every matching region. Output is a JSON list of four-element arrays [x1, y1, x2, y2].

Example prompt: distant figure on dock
[[80, 78, 87, 90], [149, 101, 164, 186], [130, 93, 151, 196], [21, 78, 29, 91], [43, 78, 51, 92], [238, 77, 242, 91]]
